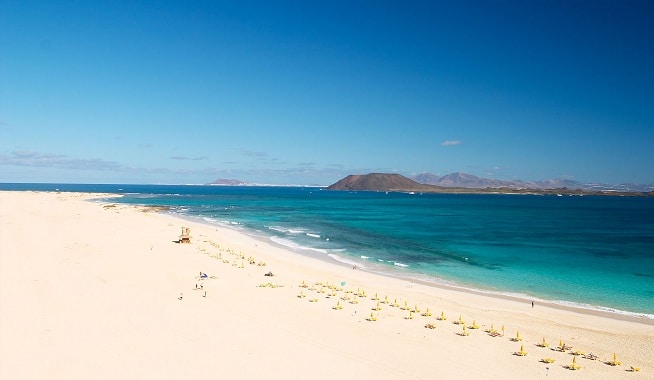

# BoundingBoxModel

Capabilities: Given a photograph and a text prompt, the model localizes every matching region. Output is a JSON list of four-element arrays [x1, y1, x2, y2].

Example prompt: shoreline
[[152, 202, 654, 325], [3, 190, 652, 379]]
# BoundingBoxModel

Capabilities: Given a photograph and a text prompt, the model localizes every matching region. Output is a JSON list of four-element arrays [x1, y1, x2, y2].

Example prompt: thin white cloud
[[0, 149, 401, 185], [0, 150, 124, 171], [238, 149, 269, 158], [169, 156, 208, 161], [441, 140, 462, 146]]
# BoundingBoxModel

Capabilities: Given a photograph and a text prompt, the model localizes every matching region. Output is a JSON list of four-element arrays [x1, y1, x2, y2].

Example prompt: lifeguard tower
[[179, 226, 191, 244]]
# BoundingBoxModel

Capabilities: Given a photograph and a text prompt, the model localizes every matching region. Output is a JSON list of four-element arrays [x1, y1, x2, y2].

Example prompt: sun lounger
[[583, 353, 598, 360]]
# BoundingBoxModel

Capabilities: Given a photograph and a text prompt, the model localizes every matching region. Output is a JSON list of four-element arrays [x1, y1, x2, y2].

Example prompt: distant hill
[[413, 172, 589, 190], [412, 172, 653, 192], [414, 172, 515, 188], [327, 173, 434, 192]]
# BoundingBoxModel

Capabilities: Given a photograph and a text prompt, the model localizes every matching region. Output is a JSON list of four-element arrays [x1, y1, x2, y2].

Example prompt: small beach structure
[[179, 226, 191, 244], [567, 355, 582, 370], [514, 345, 527, 356]]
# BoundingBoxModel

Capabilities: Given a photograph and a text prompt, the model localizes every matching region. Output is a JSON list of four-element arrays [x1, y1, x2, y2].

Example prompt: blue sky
[[1, 1, 652, 185]]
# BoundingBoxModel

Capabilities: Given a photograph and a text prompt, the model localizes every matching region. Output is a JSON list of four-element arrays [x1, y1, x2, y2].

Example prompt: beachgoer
[[531, 301, 534, 308], [203, 291, 207, 297], [178, 293, 183, 300]]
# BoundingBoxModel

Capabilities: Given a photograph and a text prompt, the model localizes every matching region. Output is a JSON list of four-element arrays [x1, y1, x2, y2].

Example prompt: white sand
[[1, 191, 651, 379]]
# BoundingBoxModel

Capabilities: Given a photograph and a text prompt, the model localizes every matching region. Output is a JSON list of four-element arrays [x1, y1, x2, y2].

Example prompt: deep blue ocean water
[[3, 183, 653, 318]]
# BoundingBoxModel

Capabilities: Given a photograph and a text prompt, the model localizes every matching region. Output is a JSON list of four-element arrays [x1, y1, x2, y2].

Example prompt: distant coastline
[[326, 173, 654, 197]]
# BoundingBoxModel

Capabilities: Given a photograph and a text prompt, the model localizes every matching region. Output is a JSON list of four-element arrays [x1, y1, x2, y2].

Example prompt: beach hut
[[179, 227, 191, 244]]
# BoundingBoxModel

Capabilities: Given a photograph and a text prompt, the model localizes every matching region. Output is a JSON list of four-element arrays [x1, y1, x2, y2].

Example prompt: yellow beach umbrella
[[610, 353, 622, 366], [517, 345, 527, 356], [570, 355, 581, 370]]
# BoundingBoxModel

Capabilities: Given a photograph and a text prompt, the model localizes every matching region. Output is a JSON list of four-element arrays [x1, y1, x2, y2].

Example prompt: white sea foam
[[267, 226, 286, 233], [328, 253, 365, 269], [306, 233, 321, 239], [267, 226, 306, 234], [360, 255, 370, 259], [270, 236, 329, 254], [393, 262, 409, 268], [202, 216, 219, 224]]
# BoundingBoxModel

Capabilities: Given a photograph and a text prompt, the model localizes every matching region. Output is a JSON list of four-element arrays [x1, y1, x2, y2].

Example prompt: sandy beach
[[1, 191, 651, 379]]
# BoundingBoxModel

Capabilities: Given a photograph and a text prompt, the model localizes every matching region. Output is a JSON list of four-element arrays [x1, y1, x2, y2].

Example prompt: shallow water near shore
[[3, 183, 653, 318]]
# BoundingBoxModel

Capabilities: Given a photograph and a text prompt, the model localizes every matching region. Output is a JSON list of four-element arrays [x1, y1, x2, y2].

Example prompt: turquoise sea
[[3, 183, 653, 318]]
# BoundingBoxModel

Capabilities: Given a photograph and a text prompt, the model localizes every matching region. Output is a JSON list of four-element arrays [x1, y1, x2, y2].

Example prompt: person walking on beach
[[531, 301, 534, 308]]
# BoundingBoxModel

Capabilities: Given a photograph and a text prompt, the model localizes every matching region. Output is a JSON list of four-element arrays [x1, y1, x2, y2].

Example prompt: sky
[[1, 1, 653, 185]]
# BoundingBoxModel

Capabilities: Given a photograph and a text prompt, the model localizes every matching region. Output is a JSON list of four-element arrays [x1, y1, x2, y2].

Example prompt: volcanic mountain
[[327, 173, 435, 192]]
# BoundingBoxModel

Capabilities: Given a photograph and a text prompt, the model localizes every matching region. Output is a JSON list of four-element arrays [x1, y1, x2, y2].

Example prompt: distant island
[[327, 173, 653, 196], [207, 179, 251, 186]]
